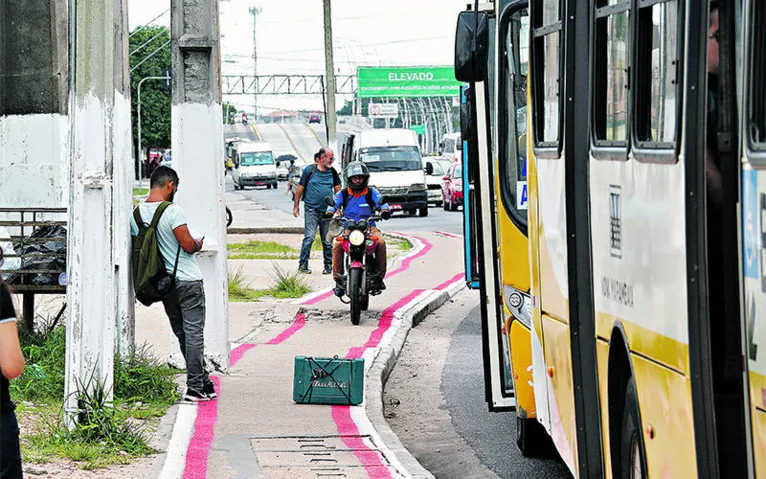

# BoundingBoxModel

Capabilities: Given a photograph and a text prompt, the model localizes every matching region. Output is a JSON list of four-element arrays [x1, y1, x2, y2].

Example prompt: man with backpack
[[130, 166, 215, 402], [292, 147, 341, 274], [325, 162, 391, 296]]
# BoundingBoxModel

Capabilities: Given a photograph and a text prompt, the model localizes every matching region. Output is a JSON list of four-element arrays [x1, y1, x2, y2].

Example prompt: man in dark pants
[[292, 147, 341, 274], [130, 166, 215, 402]]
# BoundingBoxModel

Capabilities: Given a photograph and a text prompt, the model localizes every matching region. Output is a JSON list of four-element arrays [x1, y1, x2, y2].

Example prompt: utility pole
[[322, 0, 337, 146], [249, 7, 261, 119], [65, 0, 131, 427], [171, 0, 229, 371]]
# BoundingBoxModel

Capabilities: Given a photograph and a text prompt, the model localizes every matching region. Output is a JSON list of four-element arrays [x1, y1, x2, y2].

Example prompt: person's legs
[[332, 240, 345, 296], [0, 411, 23, 479], [371, 227, 387, 288], [162, 288, 186, 358], [299, 208, 320, 272], [319, 216, 333, 273], [176, 281, 209, 394]]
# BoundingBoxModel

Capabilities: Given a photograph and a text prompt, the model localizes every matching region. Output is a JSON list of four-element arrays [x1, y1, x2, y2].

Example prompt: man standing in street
[[130, 166, 216, 402], [293, 147, 341, 274]]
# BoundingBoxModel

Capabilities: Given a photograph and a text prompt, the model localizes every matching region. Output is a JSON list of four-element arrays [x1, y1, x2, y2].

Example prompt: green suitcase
[[293, 356, 365, 405]]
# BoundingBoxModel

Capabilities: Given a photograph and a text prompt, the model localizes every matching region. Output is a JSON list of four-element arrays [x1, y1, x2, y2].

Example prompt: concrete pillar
[[171, 0, 229, 372], [0, 0, 70, 209], [64, 0, 125, 424], [113, 0, 135, 359]]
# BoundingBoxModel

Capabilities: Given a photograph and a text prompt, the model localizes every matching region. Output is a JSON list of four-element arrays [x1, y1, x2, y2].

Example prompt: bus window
[[748, 1, 766, 161], [634, 0, 679, 152], [593, 0, 630, 148], [532, 0, 562, 151], [500, 8, 530, 227]]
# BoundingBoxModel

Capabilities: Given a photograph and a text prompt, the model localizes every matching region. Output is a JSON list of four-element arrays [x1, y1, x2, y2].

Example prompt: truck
[[338, 127, 429, 217], [231, 141, 278, 190]]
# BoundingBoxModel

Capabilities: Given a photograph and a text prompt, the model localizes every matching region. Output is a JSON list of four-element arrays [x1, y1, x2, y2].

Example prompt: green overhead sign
[[410, 124, 426, 135], [357, 66, 460, 98]]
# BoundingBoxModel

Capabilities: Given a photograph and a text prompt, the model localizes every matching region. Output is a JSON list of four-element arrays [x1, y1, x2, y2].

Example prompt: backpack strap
[[366, 189, 375, 211], [341, 188, 350, 209], [151, 202, 172, 228], [306, 164, 318, 184]]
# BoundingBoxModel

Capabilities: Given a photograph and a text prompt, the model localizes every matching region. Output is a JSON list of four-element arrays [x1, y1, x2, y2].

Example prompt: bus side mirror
[[454, 11, 489, 82]]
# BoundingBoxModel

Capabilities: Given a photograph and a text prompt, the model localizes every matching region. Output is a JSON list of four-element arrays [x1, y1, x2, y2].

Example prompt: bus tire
[[516, 415, 555, 458], [619, 380, 646, 479]]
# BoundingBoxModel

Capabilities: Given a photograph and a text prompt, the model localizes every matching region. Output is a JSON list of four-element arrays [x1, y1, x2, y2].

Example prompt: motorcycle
[[226, 206, 233, 228], [324, 196, 386, 325]]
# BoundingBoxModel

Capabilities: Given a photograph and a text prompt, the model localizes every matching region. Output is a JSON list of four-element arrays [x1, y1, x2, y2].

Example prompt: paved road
[[443, 306, 571, 478], [224, 122, 259, 143], [229, 181, 463, 235], [277, 122, 323, 162]]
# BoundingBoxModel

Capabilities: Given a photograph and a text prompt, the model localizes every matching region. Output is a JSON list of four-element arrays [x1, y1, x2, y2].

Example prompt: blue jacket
[[327, 187, 390, 227]]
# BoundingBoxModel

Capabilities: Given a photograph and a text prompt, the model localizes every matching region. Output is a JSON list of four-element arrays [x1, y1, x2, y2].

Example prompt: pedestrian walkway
[[134, 192, 467, 478]]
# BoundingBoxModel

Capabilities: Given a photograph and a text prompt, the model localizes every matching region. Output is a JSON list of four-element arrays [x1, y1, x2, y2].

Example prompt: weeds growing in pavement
[[227, 240, 297, 259], [11, 320, 180, 469], [268, 262, 312, 298], [228, 264, 268, 302]]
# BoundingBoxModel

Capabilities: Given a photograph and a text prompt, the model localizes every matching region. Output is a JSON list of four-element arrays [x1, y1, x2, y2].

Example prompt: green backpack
[[132, 202, 180, 306]]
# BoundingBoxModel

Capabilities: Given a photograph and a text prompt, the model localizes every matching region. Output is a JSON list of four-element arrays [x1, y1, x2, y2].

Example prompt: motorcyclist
[[326, 162, 391, 297]]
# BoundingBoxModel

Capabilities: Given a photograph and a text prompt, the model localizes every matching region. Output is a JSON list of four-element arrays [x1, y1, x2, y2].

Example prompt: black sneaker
[[203, 382, 217, 399], [184, 388, 211, 402], [322, 265, 332, 275], [333, 278, 346, 297], [298, 263, 312, 274]]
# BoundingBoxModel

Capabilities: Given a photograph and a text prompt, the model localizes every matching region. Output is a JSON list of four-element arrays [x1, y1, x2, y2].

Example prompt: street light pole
[[137, 75, 170, 188]]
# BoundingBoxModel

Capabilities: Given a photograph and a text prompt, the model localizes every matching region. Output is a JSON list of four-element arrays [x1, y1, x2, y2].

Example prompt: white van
[[439, 132, 462, 162], [338, 128, 429, 217], [232, 141, 278, 190]]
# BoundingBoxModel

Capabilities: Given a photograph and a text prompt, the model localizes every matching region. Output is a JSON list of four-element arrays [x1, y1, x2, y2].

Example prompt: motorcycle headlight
[[409, 183, 426, 192], [349, 230, 365, 246]]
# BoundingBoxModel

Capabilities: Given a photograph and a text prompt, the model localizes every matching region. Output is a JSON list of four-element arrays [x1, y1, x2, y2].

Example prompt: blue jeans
[[300, 208, 332, 266], [162, 280, 213, 392]]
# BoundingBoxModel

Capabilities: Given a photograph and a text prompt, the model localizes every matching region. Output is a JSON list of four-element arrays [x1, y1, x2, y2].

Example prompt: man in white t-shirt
[[130, 166, 214, 402]]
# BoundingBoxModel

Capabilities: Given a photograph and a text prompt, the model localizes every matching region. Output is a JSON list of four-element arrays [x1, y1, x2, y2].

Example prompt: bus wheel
[[619, 380, 646, 479], [516, 415, 555, 457]]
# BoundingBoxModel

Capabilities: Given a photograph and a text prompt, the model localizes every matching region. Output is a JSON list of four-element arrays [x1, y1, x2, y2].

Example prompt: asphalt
[[135, 187, 468, 478]]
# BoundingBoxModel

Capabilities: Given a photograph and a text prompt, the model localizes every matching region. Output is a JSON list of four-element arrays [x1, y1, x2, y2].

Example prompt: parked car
[[423, 157, 452, 207], [308, 113, 321, 124], [441, 163, 463, 211]]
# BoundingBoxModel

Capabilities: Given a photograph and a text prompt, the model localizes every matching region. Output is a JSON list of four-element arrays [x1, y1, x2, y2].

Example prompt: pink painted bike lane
[[180, 232, 465, 479]]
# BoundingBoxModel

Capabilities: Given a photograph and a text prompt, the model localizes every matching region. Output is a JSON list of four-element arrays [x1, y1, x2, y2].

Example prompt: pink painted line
[[230, 344, 256, 368], [332, 406, 393, 479], [183, 376, 219, 479], [182, 312, 306, 479], [433, 230, 462, 239], [360, 289, 424, 352], [434, 272, 464, 291], [266, 312, 306, 344]]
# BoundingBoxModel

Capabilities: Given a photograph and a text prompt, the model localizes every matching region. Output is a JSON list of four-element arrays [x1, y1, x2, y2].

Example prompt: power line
[[129, 9, 170, 38], [130, 29, 170, 57], [130, 39, 171, 73]]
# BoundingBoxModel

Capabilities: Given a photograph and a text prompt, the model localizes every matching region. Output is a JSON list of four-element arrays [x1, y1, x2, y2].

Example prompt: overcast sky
[[128, 0, 468, 113]]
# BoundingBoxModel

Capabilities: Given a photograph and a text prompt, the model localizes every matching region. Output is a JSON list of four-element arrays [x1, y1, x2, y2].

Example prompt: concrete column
[[113, 0, 135, 359], [64, 0, 123, 423], [171, 0, 229, 372], [0, 0, 70, 209]]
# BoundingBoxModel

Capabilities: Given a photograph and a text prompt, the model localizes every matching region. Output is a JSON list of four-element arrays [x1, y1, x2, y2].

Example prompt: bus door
[[461, 84, 481, 289], [741, 1, 766, 475], [455, 7, 516, 410]]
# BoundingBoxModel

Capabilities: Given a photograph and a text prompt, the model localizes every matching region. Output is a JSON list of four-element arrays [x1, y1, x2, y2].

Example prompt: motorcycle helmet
[[346, 161, 370, 192]]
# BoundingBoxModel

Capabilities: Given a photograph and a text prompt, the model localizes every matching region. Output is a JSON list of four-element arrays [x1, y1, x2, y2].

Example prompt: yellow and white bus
[[457, 0, 763, 476]]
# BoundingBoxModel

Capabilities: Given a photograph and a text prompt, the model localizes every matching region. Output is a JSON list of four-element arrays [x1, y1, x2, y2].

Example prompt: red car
[[441, 164, 463, 211], [308, 113, 321, 124]]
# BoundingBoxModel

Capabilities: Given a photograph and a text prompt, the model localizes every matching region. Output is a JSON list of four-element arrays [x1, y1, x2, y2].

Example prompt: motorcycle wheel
[[226, 207, 233, 228], [348, 268, 362, 325]]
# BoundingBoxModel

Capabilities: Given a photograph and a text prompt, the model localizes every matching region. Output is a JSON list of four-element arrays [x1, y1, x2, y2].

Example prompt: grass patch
[[228, 240, 299, 260], [268, 263, 312, 298], [392, 237, 412, 251], [132, 187, 149, 197], [228, 264, 269, 302], [227, 263, 312, 301], [11, 322, 180, 470]]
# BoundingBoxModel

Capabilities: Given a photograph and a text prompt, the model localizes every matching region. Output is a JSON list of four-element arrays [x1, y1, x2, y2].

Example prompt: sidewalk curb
[[366, 278, 466, 479], [227, 227, 304, 234]]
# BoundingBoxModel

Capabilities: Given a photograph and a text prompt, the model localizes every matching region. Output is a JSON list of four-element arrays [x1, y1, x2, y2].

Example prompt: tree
[[337, 100, 353, 116], [130, 26, 171, 162]]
